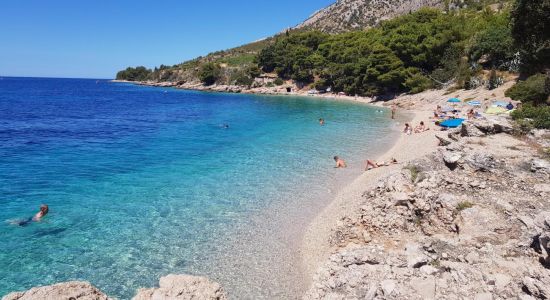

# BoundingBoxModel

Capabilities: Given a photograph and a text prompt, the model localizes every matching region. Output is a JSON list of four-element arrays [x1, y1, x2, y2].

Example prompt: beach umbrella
[[440, 118, 465, 128], [448, 98, 461, 103], [486, 106, 507, 115], [467, 100, 481, 106]]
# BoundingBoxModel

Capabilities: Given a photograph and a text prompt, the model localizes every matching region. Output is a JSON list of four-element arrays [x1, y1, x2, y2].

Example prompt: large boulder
[[469, 118, 513, 135], [461, 122, 486, 137], [132, 275, 227, 300], [464, 152, 497, 172], [2, 281, 110, 300]]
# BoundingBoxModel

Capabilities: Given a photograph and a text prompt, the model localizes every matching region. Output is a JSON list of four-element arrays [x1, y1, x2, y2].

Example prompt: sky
[[0, 0, 333, 79]]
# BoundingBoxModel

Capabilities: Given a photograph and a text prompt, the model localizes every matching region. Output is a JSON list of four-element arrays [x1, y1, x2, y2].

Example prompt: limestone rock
[[531, 159, 550, 176], [465, 152, 496, 172], [132, 275, 227, 300], [461, 122, 486, 137], [2, 281, 110, 300], [443, 151, 462, 165], [410, 276, 435, 299]]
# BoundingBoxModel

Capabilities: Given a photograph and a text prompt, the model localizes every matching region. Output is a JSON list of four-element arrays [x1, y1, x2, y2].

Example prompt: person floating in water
[[319, 118, 325, 126], [13, 204, 49, 226], [334, 156, 347, 168]]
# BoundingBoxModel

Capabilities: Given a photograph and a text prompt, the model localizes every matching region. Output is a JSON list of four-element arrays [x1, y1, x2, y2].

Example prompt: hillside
[[115, 0, 548, 105], [293, 0, 445, 33]]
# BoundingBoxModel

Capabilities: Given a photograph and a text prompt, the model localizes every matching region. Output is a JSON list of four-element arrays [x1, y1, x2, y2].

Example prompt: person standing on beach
[[334, 156, 347, 168], [391, 105, 397, 119]]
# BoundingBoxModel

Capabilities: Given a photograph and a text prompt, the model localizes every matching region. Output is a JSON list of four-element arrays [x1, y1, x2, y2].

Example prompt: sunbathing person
[[334, 156, 347, 168], [414, 121, 430, 133], [403, 123, 412, 135], [365, 158, 398, 170], [467, 109, 475, 120]]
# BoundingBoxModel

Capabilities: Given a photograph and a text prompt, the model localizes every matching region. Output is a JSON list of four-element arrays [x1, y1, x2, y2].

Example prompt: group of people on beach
[[334, 156, 399, 171], [403, 121, 430, 135]]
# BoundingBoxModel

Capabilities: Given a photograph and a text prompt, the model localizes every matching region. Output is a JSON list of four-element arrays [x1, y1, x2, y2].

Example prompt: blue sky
[[0, 0, 333, 79]]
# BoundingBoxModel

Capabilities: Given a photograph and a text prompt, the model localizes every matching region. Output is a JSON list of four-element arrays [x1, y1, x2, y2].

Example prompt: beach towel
[[448, 98, 461, 103], [486, 106, 507, 115]]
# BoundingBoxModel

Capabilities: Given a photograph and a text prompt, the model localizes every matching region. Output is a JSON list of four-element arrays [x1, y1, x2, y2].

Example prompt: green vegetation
[[511, 104, 550, 129], [404, 165, 421, 183], [456, 201, 474, 211], [505, 74, 550, 105], [116, 0, 550, 108], [116, 66, 152, 81], [198, 63, 222, 85], [257, 8, 518, 96], [510, 0, 550, 74]]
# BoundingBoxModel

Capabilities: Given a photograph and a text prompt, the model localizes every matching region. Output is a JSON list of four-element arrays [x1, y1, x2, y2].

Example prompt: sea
[[0, 77, 398, 299]]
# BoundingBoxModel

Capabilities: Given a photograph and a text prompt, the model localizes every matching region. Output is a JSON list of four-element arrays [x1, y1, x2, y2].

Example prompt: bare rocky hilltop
[[294, 0, 446, 33]]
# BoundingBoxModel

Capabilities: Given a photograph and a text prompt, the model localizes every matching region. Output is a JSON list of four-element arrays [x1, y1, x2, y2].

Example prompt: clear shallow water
[[0, 77, 397, 299]]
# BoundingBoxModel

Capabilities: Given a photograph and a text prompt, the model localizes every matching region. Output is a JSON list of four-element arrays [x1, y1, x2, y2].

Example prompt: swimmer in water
[[334, 156, 347, 168], [319, 118, 325, 126], [13, 204, 49, 226]]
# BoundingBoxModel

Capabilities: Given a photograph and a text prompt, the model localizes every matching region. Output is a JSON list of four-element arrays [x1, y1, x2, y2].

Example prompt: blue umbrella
[[440, 118, 465, 128], [448, 98, 461, 103], [467, 100, 481, 106]]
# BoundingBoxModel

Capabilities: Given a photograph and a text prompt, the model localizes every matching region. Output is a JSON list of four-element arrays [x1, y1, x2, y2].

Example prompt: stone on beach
[[132, 274, 227, 300], [1, 281, 110, 300]]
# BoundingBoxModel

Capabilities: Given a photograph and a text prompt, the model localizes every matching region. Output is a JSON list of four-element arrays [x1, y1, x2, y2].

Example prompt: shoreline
[[110, 79, 381, 105], [300, 108, 438, 287]]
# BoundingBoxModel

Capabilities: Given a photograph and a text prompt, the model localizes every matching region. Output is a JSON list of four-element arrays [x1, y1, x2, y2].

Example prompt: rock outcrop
[[305, 118, 550, 299], [2, 281, 110, 300], [294, 0, 446, 33], [133, 275, 227, 300], [2, 275, 226, 300]]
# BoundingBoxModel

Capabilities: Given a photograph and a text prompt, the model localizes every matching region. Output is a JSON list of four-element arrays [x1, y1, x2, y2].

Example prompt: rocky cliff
[[294, 0, 445, 33]]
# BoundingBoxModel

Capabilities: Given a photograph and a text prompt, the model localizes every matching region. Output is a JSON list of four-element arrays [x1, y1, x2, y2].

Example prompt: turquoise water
[[0, 78, 397, 299]]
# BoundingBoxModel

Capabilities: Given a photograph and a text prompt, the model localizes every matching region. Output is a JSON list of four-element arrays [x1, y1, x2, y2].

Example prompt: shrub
[[511, 105, 550, 129], [404, 165, 421, 183], [232, 72, 253, 87], [274, 78, 284, 86], [404, 73, 433, 94], [198, 63, 222, 86], [505, 74, 550, 105], [457, 201, 474, 211], [116, 66, 152, 81]]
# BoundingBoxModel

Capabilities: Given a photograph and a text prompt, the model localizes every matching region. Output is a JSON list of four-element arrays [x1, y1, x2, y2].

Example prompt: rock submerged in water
[[2, 275, 226, 300], [2, 281, 110, 300]]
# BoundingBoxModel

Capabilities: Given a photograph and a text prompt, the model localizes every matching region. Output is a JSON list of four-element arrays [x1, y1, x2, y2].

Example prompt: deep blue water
[[0, 77, 397, 299]]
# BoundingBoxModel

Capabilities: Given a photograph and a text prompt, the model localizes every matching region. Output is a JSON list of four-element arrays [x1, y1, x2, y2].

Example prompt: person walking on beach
[[334, 156, 347, 168]]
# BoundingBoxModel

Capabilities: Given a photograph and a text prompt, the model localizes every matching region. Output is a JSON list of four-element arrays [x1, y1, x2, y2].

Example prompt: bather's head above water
[[33, 204, 49, 221]]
